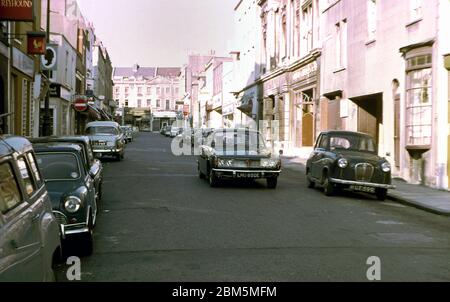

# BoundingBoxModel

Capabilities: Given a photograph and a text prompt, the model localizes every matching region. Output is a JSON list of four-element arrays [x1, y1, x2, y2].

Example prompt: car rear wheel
[[322, 175, 335, 196], [267, 177, 278, 189], [375, 188, 388, 201]]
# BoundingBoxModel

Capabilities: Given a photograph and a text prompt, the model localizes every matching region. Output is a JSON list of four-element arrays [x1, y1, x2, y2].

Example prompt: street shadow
[[310, 186, 381, 202], [206, 178, 269, 189]]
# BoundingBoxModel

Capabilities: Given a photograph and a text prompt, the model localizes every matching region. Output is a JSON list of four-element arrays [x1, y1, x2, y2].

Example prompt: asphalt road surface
[[56, 132, 450, 281]]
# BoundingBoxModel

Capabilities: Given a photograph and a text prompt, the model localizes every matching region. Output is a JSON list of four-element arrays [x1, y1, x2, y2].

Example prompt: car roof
[[212, 128, 260, 134], [320, 130, 374, 138], [29, 135, 90, 145], [0, 135, 34, 157], [86, 121, 119, 128], [33, 142, 83, 153]]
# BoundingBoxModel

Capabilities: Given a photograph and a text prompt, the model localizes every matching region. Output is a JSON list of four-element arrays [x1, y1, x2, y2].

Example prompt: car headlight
[[337, 158, 348, 168], [64, 196, 81, 213], [381, 161, 391, 172], [107, 141, 115, 147], [261, 158, 279, 168], [218, 158, 233, 167]]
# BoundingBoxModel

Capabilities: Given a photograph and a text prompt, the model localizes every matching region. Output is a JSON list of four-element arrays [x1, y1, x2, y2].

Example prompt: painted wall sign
[[291, 61, 318, 83], [0, 0, 34, 21]]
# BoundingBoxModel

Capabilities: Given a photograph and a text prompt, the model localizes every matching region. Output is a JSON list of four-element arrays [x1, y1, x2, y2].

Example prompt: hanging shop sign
[[27, 31, 46, 55], [0, 0, 34, 21], [41, 44, 58, 70], [49, 83, 61, 98]]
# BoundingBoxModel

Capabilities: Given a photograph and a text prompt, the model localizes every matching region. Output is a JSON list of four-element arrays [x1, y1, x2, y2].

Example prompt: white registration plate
[[350, 185, 375, 193], [237, 172, 260, 178]]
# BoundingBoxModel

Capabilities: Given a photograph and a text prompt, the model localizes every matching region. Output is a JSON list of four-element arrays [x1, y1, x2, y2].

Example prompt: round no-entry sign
[[74, 98, 88, 112]]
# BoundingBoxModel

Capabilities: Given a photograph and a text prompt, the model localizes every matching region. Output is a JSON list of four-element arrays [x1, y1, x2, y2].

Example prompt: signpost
[[73, 96, 88, 112]]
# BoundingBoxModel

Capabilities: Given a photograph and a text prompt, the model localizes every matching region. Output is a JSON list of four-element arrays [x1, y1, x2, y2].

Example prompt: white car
[[170, 127, 181, 137]]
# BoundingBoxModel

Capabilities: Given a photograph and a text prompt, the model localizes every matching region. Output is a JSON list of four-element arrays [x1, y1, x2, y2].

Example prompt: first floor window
[[165, 100, 170, 110], [137, 99, 142, 108], [405, 65, 432, 147]]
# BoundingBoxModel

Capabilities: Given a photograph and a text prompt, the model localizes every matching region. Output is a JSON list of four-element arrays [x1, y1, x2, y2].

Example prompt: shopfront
[[11, 47, 35, 136], [0, 41, 8, 134], [289, 60, 320, 148]]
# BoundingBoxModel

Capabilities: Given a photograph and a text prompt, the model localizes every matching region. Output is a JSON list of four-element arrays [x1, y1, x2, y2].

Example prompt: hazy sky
[[77, 0, 236, 68]]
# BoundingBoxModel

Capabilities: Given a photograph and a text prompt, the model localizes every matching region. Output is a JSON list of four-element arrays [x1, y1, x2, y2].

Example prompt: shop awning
[[237, 95, 253, 112]]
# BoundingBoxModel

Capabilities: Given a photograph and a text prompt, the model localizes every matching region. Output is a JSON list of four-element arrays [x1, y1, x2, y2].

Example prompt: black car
[[197, 128, 282, 188], [33, 143, 98, 255], [29, 136, 103, 202], [306, 130, 395, 200]]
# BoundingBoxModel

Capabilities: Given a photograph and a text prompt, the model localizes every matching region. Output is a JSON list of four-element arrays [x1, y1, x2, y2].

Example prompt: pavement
[[281, 156, 450, 216], [54, 132, 450, 281]]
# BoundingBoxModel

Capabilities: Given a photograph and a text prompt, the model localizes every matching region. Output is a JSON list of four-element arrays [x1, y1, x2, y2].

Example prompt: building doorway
[[351, 93, 383, 144], [294, 89, 315, 147]]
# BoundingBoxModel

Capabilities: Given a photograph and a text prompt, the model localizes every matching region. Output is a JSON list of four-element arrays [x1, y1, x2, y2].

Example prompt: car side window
[[0, 162, 24, 214], [17, 157, 36, 196], [319, 135, 329, 149], [26, 152, 44, 188]]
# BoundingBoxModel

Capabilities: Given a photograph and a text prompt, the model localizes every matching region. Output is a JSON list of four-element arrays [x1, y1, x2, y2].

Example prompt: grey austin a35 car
[[306, 130, 395, 200]]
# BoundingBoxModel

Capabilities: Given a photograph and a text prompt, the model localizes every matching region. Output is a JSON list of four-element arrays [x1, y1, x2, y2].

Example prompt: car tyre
[[267, 177, 278, 189], [375, 188, 388, 201], [323, 176, 335, 196], [80, 231, 93, 256], [306, 171, 315, 189], [209, 170, 218, 187], [198, 164, 205, 179]]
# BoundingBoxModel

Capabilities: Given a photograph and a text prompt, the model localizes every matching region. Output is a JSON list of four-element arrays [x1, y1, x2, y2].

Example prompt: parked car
[[163, 126, 172, 137], [120, 126, 133, 143], [197, 128, 282, 188], [33, 143, 98, 255], [306, 130, 395, 200], [29, 136, 103, 203], [85, 121, 125, 161], [170, 127, 182, 138], [194, 128, 214, 147], [0, 136, 61, 281]]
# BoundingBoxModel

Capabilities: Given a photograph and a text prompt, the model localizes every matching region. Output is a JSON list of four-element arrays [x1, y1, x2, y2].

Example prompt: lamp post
[[42, 0, 51, 136]]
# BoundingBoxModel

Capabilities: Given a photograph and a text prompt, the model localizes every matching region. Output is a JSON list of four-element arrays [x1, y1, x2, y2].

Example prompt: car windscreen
[[35, 153, 81, 181], [329, 135, 377, 153], [86, 126, 118, 135], [212, 130, 266, 151]]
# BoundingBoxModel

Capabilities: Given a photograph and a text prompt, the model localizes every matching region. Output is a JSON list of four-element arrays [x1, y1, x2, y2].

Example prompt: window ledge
[[365, 38, 376, 46], [333, 67, 346, 74], [406, 18, 423, 28]]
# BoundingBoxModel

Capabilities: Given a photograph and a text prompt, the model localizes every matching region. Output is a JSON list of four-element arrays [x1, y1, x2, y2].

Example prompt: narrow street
[[56, 133, 450, 281]]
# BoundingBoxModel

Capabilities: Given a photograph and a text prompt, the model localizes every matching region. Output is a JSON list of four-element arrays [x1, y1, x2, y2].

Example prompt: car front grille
[[53, 211, 68, 226], [355, 163, 374, 182], [233, 159, 260, 168]]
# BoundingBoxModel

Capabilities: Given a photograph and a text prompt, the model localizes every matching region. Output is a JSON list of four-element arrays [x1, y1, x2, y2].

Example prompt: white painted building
[[320, 0, 450, 189]]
